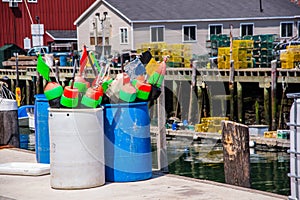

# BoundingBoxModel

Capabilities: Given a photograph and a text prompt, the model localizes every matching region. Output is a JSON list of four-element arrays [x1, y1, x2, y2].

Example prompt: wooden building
[[74, 0, 300, 56], [0, 0, 95, 49]]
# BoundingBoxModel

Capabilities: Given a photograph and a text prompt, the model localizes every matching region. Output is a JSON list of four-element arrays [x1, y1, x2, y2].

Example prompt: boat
[[18, 105, 34, 129]]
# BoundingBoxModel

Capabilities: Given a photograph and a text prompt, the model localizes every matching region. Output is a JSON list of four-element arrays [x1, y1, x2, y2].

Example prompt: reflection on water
[[152, 136, 290, 196]]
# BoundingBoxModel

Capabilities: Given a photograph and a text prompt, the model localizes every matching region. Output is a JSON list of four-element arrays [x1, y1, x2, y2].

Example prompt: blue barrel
[[34, 94, 50, 163], [104, 102, 152, 182], [19, 133, 29, 149], [60, 55, 67, 66], [172, 122, 177, 130]]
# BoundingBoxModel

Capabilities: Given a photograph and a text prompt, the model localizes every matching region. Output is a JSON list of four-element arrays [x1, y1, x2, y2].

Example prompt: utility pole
[[95, 12, 108, 63]]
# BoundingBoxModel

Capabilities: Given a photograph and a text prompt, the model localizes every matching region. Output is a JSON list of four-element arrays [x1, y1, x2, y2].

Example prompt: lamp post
[[95, 12, 108, 63], [35, 16, 41, 47]]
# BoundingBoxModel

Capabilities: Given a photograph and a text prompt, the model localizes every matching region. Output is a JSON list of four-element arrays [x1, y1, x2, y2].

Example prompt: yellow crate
[[246, 40, 254, 48], [233, 40, 253, 48], [236, 61, 248, 69], [218, 47, 230, 56], [287, 45, 300, 52], [225, 61, 231, 69], [207, 124, 222, 133], [184, 63, 191, 68], [264, 131, 277, 138], [281, 61, 294, 69], [280, 51, 288, 62], [195, 124, 207, 132], [218, 61, 225, 69], [294, 54, 300, 62]]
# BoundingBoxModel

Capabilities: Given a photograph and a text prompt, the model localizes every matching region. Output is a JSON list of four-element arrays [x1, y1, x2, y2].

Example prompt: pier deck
[[0, 148, 286, 200], [1, 67, 300, 83]]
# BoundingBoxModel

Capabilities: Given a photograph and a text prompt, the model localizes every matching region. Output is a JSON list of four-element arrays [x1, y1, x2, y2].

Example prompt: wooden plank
[[9, 56, 37, 61], [2, 60, 37, 66], [271, 60, 277, 130], [222, 120, 251, 188]]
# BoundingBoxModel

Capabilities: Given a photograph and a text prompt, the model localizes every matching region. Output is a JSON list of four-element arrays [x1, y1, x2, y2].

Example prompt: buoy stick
[[70, 58, 77, 89], [87, 51, 98, 77]]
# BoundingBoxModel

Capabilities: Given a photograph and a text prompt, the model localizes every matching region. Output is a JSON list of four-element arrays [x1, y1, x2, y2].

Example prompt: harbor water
[[152, 136, 290, 196]]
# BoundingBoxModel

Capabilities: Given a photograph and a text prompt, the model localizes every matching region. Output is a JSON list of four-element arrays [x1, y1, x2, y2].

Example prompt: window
[[183, 25, 197, 42], [281, 22, 293, 38], [240, 23, 254, 37], [28, 0, 38, 2], [120, 28, 128, 44], [209, 24, 222, 38], [150, 26, 164, 42]]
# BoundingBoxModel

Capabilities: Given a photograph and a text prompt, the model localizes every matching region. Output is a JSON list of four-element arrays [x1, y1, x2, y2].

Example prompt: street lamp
[[35, 16, 41, 48], [95, 12, 108, 63]]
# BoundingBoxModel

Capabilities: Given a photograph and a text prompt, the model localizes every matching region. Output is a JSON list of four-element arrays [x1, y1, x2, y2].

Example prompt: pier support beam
[[157, 80, 168, 173], [188, 62, 197, 124], [10, 79, 15, 94], [197, 85, 203, 123], [264, 87, 270, 125], [172, 80, 178, 117], [36, 71, 41, 94], [222, 120, 250, 188], [237, 82, 243, 123], [271, 60, 277, 130], [26, 80, 30, 105]]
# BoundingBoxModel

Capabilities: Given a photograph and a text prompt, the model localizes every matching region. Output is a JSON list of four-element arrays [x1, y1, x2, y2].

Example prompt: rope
[[278, 77, 287, 129], [24, 0, 34, 24]]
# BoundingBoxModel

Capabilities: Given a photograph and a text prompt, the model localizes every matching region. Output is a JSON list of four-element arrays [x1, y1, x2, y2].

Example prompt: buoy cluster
[[42, 50, 167, 109]]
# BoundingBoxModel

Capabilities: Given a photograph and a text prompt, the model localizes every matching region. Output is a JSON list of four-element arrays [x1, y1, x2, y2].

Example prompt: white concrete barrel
[[48, 107, 105, 189]]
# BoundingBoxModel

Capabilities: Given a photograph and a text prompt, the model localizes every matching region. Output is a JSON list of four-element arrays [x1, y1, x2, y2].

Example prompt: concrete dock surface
[[0, 148, 287, 200]]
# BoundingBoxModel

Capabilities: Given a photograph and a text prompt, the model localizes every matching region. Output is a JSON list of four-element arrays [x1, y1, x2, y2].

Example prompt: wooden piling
[[173, 80, 178, 117], [264, 87, 270, 125], [157, 80, 168, 173], [10, 79, 15, 94], [36, 72, 41, 94], [26, 80, 30, 105], [222, 120, 251, 188], [229, 84, 234, 120], [271, 60, 277, 130], [237, 82, 243, 123], [188, 62, 197, 123], [197, 85, 203, 123], [255, 100, 260, 124]]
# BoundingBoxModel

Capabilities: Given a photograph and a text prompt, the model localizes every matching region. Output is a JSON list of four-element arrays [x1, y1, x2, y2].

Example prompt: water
[[152, 136, 290, 196]]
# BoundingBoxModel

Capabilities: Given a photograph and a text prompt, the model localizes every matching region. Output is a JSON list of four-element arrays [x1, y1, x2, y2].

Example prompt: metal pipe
[[259, 0, 264, 12]]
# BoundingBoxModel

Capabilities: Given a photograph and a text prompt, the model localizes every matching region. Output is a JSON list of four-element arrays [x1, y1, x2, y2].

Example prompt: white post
[[157, 80, 168, 173]]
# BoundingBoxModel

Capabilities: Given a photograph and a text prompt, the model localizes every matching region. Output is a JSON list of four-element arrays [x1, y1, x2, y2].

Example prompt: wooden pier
[[1, 63, 299, 130], [0, 148, 286, 200], [150, 126, 290, 150]]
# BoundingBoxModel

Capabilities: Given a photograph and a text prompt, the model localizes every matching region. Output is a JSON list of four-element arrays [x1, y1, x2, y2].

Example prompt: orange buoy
[[81, 86, 104, 108], [69, 76, 90, 93], [44, 82, 63, 108], [119, 83, 136, 102], [60, 86, 79, 108]]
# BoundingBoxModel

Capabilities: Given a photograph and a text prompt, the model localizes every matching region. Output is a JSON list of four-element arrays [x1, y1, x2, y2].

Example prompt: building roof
[[75, 0, 300, 24], [46, 30, 77, 41]]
